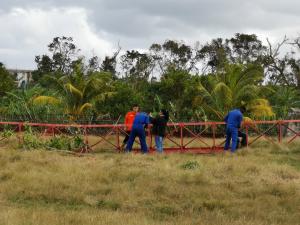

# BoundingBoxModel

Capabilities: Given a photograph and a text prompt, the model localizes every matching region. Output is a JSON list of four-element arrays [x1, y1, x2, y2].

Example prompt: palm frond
[[247, 98, 275, 118], [78, 103, 93, 115], [234, 85, 259, 105], [64, 83, 83, 99], [212, 82, 232, 108], [93, 92, 116, 103], [32, 96, 60, 105]]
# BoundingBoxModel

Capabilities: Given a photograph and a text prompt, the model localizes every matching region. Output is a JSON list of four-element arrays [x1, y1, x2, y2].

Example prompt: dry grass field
[[0, 141, 299, 225]]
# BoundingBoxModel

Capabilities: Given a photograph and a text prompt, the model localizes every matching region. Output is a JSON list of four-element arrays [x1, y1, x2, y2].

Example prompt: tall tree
[[227, 33, 266, 64], [150, 40, 199, 74], [199, 34, 267, 74], [100, 46, 121, 79], [156, 68, 200, 120], [288, 37, 300, 88], [34, 36, 81, 83], [47, 36, 80, 74], [120, 50, 154, 88], [263, 86, 300, 119], [87, 55, 101, 72], [198, 38, 230, 73], [0, 63, 15, 96], [263, 36, 293, 86]]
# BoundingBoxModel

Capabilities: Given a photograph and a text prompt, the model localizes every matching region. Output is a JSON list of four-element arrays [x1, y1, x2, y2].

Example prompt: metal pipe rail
[[0, 120, 300, 153]]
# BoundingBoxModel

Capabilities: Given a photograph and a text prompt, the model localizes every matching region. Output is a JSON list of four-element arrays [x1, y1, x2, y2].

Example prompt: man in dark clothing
[[125, 112, 150, 153], [224, 107, 246, 152], [150, 109, 169, 153], [237, 130, 247, 149]]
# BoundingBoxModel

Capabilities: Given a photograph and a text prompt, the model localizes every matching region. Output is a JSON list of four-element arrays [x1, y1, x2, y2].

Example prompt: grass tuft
[[180, 160, 200, 170]]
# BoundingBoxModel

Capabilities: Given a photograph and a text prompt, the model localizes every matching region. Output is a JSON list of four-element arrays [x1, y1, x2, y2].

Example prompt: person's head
[[240, 106, 246, 114], [132, 104, 139, 113], [160, 109, 169, 120]]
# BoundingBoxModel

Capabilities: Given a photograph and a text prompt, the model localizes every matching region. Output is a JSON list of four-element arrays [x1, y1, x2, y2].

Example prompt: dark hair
[[132, 104, 139, 108], [161, 109, 169, 121], [240, 106, 246, 113]]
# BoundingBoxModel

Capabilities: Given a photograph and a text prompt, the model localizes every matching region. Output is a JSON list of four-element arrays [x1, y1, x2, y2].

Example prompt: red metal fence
[[0, 120, 300, 154]]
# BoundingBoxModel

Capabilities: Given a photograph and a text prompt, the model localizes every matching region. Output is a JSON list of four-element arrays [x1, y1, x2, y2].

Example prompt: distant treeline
[[0, 34, 300, 123]]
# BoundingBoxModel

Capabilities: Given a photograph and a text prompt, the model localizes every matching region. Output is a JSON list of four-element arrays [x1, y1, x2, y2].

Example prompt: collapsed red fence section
[[0, 120, 300, 154]]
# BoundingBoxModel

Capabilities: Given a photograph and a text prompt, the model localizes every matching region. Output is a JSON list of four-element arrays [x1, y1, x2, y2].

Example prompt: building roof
[[7, 69, 34, 74]]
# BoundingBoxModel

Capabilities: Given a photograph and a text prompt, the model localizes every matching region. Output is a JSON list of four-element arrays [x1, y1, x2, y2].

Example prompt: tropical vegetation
[[1, 34, 300, 123]]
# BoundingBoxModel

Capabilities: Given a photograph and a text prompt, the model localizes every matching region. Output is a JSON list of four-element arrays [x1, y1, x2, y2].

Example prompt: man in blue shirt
[[224, 107, 246, 152], [125, 112, 150, 153]]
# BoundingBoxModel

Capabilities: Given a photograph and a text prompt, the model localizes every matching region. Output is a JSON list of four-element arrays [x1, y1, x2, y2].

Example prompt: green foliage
[[22, 124, 44, 149], [96, 81, 143, 118], [34, 62, 114, 120], [150, 40, 197, 73], [180, 160, 200, 170], [1, 85, 62, 122], [46, 135, 85, 151], [35, 36, 80, 78], [264, 86, 300, 119], [0, 63, 15, 96], [16, 124, 86, 151], [73, 135, 85, 149], [4, 34, 300, 122], [121, 50, 154, 85], [1, 125, 14, 138], [47, 136, 72, 150], [194, 63, 274, 120], [155, 68, 201, 120], [96, 200, 121, 211]]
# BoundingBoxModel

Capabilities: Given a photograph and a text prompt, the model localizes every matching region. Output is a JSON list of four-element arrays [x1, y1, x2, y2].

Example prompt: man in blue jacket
[[224, 107, 246, 152], [125, 112, 150, 153]]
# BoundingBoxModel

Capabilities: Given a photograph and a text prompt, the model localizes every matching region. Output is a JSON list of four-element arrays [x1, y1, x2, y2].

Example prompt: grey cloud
[[0, 0, 299, 68], [87, 0, 300, 48], [2, 0, 299, 35]]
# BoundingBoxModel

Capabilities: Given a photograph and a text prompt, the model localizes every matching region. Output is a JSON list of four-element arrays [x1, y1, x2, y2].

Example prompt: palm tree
[[33, 63, 114, 120], [266, 86, 300, 119], [194, 63, 274, 120], [2, 85, 62, 122]]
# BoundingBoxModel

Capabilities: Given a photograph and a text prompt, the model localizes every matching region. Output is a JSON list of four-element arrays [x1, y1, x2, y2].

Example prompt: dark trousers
[[126, 127, 148, 153], [237, 131, 247, 148], [123, 131, 130, 144]]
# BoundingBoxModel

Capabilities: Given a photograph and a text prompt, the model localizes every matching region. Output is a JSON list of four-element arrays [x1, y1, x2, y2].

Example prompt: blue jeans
[[155, 136, 163, 153], [126, 127, 148, 153], [224, 126, 238, 152]]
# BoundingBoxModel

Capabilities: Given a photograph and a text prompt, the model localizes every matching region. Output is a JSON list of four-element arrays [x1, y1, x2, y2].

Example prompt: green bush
[[46, 135, 85, 151], [23, 133, 44, 149], [1, 125, 14, 138], [180, 160, 200, 170], [47, 135, 72, 150], [96, 200, 121, 211]]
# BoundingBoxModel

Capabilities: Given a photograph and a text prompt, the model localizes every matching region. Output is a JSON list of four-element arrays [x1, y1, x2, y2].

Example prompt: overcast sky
[[0, 0, 299, 69]]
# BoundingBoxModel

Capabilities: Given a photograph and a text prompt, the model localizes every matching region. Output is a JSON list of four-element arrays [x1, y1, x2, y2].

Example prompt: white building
[[7, 69, 33, 88]]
